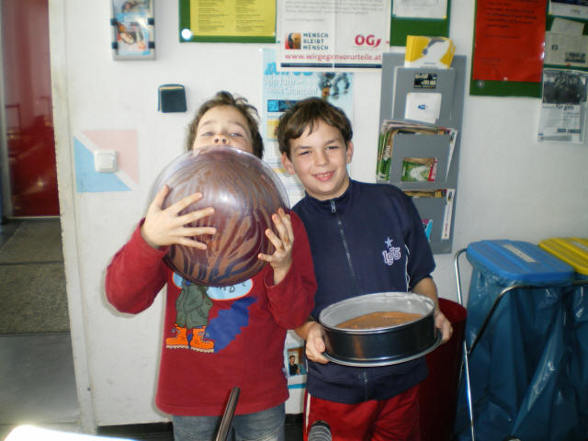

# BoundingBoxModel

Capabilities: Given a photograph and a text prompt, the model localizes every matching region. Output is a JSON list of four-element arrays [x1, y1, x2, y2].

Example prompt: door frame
[[0, 4, 13, 219], [48, 0, 97, 432]]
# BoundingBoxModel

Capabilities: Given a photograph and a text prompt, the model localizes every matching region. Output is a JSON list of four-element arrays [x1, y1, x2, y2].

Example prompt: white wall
[[49, 0, 588, 430]]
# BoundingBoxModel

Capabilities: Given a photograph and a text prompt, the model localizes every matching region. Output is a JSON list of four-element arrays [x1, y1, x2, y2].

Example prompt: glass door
[[1, 0, 59, 217]]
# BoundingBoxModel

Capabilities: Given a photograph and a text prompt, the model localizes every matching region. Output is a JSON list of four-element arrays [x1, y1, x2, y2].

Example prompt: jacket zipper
[[329, 197, 371, 396], [362, 370, 369, 401], [330, 200, 360, 295]]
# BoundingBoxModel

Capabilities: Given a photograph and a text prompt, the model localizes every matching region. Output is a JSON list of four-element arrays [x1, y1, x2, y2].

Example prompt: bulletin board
[[469, 78, 542, 98], [471, 2, 588, 97], [178, 0, 276, 43], [389, 0, 451, 47]]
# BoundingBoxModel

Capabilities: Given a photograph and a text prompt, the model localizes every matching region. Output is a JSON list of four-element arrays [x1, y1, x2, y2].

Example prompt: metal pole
[[215, 386, 240, 441], [454, 248, 475, 441]]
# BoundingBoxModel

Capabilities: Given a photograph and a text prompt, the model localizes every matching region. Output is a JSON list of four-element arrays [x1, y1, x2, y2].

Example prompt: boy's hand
[[258, 208, 294, 284], [304, 322, 329, 364], [141, 185, 217, 249], [435, 309, 453, 343]]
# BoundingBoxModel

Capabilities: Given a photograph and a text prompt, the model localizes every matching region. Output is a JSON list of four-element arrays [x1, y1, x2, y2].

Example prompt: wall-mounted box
[[158, 84, 187, 113]]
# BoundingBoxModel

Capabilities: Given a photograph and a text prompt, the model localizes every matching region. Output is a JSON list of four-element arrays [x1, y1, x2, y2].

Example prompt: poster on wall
[[389, 0, 451, 46], [111, 0, 155, 59], [538, 69, 587, 143], [276, 0, 389, 71], [545, 18, 588, 70], [283, 331, 306, 413], [262, 49, 354, 205], [393, 0, 448, 19], [549, 0, 588, 19], [179, 0, 276, 43], [470, 0, 547, 96]]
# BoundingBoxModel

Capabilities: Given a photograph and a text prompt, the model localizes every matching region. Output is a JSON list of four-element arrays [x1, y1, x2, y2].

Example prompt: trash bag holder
[[454, 243, 586, 441]]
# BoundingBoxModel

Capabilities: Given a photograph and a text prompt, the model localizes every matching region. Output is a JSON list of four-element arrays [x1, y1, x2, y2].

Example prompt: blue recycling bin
[[454, 240, 579, 441]]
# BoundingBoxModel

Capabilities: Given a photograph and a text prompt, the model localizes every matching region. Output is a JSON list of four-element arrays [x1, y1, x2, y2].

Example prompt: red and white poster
[[277, 0, 389, 71]]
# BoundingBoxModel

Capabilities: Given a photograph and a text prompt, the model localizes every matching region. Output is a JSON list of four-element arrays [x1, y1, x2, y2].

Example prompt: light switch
[[94, 150, 118, 173]]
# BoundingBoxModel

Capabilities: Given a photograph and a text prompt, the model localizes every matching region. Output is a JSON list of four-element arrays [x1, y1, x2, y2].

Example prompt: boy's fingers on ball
[[150, 185, 170, 210], [184, 226, 216, 236], [265, 228, 282, 249], [257, 252, 272, 263], [172, 191, 203, 213], [188, 206, 215, 221], [177, 237, 208, 249]]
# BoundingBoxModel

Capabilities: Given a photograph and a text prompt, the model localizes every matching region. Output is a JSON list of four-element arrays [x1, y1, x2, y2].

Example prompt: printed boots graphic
[[190, 326, 214, 352], [166, 325, 188, 348]]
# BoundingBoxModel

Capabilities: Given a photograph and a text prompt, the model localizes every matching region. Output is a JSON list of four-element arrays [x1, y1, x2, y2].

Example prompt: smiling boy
[[277, 97, 452, 441]]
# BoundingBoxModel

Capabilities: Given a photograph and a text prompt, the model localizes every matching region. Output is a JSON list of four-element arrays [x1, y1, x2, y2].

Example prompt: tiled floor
[[0, 334, 80, 440], [0, 219, 79, 441]]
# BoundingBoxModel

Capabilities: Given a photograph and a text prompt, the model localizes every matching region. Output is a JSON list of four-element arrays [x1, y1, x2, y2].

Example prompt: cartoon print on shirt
[[166, 279, 214, 352], [205, 296, 255, 351], [166, 273, 255, 353], [382, 236, 402, 266]]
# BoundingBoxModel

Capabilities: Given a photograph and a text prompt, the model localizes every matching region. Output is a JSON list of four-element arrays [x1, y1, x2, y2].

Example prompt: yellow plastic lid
[[538, 238, 588, 276]]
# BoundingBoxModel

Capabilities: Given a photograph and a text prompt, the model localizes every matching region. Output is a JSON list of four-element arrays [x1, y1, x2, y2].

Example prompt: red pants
[[303, 385, 421, 441]]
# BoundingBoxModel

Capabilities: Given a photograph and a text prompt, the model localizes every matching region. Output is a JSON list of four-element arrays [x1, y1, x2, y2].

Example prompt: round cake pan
[[319, 292, 440, 367]]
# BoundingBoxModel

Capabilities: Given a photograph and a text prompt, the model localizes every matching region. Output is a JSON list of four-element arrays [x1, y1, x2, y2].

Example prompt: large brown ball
[[152, 146, 288, 286]]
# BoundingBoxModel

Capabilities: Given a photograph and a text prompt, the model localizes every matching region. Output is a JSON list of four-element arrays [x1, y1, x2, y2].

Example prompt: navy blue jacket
[[293, 180, 436, 403]]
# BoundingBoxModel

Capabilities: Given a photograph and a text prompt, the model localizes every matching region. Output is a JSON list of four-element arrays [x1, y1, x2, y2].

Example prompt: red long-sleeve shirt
[[105, 212, 316, 416]]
